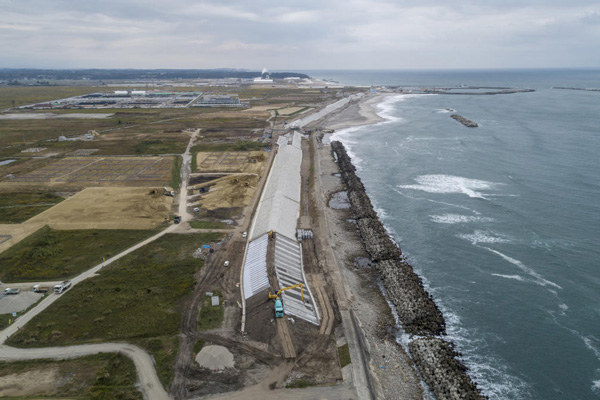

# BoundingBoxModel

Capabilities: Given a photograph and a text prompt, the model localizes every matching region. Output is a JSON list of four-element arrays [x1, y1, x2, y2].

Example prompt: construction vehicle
[[163, 187, 175, 197], [33, 285, 50, 293], [269, 283, 304, 318], [54, 280, 72, 294], [269, 283, 304, 301], [274, 298, 284, 318], [268, 230, 275, 240]]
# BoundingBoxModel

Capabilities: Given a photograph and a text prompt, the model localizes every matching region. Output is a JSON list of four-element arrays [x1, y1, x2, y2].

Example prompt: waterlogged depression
[[329, 71, 600, 400]]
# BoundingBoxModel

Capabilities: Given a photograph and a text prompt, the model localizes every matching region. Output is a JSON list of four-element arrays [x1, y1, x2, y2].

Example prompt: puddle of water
[[354, 257, 374, 269], [329, 191, 351, 209]]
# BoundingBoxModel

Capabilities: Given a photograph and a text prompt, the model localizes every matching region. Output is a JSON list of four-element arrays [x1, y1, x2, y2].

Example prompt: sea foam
[[458, 230, 511, 245], [399, 174, 500, 199], [491, 273, 525, 282], [483, 247, 562, 290], [431, 214, 493, 224], [592, 379, 600, 394]]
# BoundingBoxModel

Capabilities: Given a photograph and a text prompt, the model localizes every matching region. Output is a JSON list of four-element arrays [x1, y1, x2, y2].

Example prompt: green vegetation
[[171, 155, 182, 189], [134, 139, 188, 155], [0, 86, 105, 109], [338, 343, 351, 368], [0, 226, 156, 282], [0, 191, 64, 223], [0, 313, 13, 330], [286, 379, 316, 389], [0, 353, 141, 399], [135, 335, 179, 386], [6, 232, 224, 388], [189, 220, 228, 230], [0, 107, 198, 152], [192, 141, 266, 152], [193, 339, 205, 358], [198, 290, 224, 331]]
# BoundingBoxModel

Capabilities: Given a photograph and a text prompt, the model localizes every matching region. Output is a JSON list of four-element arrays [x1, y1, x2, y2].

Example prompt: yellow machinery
[[269, 283, 304, 302]]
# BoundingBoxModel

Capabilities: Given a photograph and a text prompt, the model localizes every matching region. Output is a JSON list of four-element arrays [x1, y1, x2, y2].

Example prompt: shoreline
[[316, 93, 486, 399], [313, 92, 393, 132]]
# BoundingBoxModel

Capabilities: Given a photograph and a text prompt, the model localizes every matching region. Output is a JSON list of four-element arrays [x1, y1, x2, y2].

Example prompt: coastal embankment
[[331, 139, 485, 400]]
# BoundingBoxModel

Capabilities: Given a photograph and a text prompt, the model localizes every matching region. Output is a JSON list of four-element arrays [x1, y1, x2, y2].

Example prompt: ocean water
[[318, 69, 600, 400]]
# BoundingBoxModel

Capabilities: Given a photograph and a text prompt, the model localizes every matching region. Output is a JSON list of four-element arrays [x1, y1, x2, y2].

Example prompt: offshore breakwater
[[331, 140, 485, 400]]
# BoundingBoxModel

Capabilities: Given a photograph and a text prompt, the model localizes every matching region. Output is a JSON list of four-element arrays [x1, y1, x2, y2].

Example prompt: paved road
[[0, 131, 201, 400]]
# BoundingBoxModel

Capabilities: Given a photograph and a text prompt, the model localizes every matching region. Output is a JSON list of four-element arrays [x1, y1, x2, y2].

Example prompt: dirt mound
[[195, 345, 235, 371]]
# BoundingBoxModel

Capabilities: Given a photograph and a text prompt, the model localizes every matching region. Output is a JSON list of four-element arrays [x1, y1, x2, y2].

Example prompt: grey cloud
[[0, 0, 598, 69]]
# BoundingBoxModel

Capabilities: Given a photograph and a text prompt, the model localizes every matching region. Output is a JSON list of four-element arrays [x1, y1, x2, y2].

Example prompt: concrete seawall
[[331, 140, 486, 400]]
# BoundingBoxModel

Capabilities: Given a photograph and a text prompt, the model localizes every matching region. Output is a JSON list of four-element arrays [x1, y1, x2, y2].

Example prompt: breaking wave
[[431, 214, 494, 224], [399, 175, 500, 199]]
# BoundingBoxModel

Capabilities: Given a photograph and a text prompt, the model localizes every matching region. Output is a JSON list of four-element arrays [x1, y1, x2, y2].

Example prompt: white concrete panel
[[242, 234, 269, 299]]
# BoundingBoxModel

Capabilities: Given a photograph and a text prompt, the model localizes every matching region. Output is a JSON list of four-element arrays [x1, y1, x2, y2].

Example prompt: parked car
[[4, 288, 20, 295], [224, 261, 230, 267], [242, 232, 247, 238]]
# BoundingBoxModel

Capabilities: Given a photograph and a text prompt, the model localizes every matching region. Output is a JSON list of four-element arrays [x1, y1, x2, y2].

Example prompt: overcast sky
[[1, 0, 599, 69]]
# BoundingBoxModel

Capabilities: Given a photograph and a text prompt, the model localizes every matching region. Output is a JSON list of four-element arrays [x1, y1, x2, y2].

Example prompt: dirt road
[[0, 131, 202, 400], [0, 343, 169, 400], [311, 133, 378, 400]]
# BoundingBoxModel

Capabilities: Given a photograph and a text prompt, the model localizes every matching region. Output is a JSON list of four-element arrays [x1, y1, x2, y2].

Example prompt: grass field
[[6, 232, 224, 387], [0, 353, 141, 399], [192, 141, 266, 153], [189, 220, 228, 230], [0, 86, 106, 109], [0, 226, 156, 281], [338, 343, 351, 368], [171, 156, 182, 190], [198, 290, 224, 331], [0, 192, 64, 223]]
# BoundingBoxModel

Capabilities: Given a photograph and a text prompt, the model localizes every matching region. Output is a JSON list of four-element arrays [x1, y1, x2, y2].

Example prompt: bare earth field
[[8, 156, 173, 185], [195, 151, 265, 174], [193, 175, 258, 210], [26, 187, 172, 230]]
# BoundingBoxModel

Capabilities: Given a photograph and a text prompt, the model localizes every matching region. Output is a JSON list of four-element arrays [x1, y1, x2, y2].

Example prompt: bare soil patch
[[195, 151, 265, 174], [9, 156, 173, 185], [27, 187, 172, 229], [193, 175, 258, 211]]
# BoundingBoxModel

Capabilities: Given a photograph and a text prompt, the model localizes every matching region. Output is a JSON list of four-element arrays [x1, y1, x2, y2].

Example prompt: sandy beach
[[318, 93, 393, 131]]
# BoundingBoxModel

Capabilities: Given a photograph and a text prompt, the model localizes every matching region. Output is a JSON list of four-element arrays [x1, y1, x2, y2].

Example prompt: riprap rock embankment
[[331, 140, 485, 400], [450, 114, 478, 127]]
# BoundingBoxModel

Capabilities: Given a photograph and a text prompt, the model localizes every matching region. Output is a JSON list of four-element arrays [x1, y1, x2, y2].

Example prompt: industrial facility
[[21, 90, 203, 109]]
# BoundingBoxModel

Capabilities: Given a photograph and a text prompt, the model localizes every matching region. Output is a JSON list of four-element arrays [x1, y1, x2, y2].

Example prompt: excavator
[[269, 283, 304, 318]]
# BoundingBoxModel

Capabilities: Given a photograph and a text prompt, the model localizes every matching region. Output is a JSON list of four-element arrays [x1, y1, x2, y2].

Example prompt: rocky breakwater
[[450, 114, 478, 127], [331, 140, 485, 399], [410, 338, 484, 400]]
